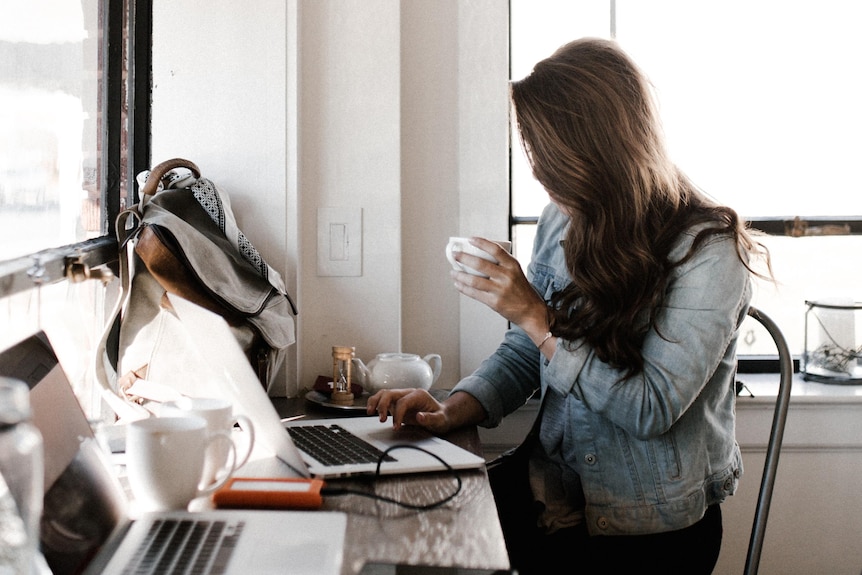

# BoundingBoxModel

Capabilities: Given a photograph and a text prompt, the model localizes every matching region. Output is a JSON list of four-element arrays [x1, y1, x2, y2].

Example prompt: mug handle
[[197, 431, 237, 495], [445, 241, 465, 272], [231, 414, 256, 469]]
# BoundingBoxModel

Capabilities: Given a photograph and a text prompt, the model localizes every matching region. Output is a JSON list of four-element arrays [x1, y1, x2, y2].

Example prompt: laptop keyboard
[[123, 518, 244, 575], [286, 424, 396, 466]]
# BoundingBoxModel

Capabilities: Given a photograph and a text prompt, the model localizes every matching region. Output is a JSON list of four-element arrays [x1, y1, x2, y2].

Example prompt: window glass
[[510, 0, 610, 230], [614, 1, 862, 355], [615, 0, 862, 217], [0, 0, 102, 261], [509, 1, 862, 356], [0, 0, 125, 419]]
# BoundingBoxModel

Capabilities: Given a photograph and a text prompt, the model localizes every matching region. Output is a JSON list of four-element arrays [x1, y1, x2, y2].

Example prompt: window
[[509, 1, 611, 263], [1, 2, 99, 260], [0, 0, 151, 415], [510, 0, 862, 359]]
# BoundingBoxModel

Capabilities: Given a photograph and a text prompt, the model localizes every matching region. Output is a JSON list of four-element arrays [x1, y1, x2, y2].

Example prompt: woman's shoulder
[[529, 203, 571, 288], [533, 203, 569, 256], [537, 201, 568, 229], [674, 220, 736, 252], [670, 221, 745, 280]]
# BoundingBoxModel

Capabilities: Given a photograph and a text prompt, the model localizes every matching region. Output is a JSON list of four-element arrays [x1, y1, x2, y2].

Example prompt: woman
[[367, 38, 770, 574]]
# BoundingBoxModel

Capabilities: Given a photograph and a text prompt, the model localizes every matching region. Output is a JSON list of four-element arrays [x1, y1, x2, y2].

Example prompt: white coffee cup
[[159, 397, 255, 485], [446, 236, 513, 277], [126, 416, 237, 512]]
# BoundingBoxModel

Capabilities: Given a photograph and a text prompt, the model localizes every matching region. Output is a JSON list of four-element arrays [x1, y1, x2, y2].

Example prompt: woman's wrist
[[443, 390, 487, 428], [524, 318, 554, 350], [523, 303, 553, 347], [537, 331, 554, 351], [525, 304, 556, 356]]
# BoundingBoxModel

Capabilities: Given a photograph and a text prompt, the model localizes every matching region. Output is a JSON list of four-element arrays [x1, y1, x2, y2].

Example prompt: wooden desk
[[241, 396, 510, 575]]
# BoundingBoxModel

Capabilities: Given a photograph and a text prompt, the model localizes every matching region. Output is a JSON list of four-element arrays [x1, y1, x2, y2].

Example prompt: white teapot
[[352, 353, 442, 392]]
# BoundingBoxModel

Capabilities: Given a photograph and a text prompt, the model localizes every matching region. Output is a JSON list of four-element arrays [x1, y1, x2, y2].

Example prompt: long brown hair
[[511, 38, 769, 374]]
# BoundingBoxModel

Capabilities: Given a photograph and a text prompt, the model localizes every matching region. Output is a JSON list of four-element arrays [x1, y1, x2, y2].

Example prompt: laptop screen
[[0, 332, 128, 575]]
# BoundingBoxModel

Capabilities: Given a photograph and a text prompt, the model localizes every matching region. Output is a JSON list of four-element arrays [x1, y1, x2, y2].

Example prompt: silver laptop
[[166, 294, 486, 479], [0, 331, 347, 575], [82, 508, 345, 575]]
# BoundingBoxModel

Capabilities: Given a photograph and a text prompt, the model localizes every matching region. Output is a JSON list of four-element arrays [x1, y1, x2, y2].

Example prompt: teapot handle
[[422, 354, 443, 384]]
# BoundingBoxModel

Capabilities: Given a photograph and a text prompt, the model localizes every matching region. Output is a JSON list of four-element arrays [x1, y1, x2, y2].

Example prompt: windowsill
[[735, 371, 862, 404]]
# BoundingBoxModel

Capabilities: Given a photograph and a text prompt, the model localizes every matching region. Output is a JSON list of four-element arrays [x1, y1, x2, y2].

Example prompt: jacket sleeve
[[450, 203, 568, 427]]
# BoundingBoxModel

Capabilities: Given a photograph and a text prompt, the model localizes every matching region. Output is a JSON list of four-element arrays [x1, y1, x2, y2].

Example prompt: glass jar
[[0, 376, 44, 574], [802, 299, 862, 383]]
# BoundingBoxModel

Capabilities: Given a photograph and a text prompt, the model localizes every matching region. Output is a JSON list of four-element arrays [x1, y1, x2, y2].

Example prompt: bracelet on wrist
[[537, 331, 553, 351]]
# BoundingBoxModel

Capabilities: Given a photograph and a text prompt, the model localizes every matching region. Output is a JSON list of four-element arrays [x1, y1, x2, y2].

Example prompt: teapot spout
[[351, 357, 369, 386]]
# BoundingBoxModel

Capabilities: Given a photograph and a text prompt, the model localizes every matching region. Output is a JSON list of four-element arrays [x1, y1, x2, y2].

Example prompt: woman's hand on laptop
[[366, 389, 486, 435], [367, 389, 445, 431]]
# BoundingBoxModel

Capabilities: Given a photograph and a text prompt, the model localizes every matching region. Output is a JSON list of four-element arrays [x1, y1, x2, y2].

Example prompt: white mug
[[126, 416, 237, 512], [159, 397, 255, 485], [445, 236, 512, 277]]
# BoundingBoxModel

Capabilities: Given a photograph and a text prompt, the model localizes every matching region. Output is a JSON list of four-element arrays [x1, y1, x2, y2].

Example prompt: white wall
[[151, 0, 509, 395]]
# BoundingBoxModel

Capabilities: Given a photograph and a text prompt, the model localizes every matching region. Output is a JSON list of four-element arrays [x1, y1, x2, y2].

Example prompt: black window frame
[[0, 0, 152, 297]]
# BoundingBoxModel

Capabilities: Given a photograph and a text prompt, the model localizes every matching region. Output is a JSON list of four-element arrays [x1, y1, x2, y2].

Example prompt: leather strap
[[139, 158, 201, 205]]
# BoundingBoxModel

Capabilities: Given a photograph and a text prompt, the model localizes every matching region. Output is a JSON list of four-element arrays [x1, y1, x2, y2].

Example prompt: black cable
[[321, 444, 463, 510], [735, 380, 755, 397]]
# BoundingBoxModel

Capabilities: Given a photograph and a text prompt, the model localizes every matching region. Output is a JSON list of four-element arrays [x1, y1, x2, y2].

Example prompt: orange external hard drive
[[213, 477, 325, 510]]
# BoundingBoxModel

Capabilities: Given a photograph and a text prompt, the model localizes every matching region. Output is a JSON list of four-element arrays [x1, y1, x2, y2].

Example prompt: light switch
[[329, 223, 347, 260], [317, 207, 362, 276]]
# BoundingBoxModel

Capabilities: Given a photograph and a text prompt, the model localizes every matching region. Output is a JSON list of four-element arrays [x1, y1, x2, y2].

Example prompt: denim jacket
[[452, 203, 750, 536]]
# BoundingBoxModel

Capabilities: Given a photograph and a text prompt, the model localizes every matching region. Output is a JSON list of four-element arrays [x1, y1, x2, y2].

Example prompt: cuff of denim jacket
[[543, 338, 589, 397]]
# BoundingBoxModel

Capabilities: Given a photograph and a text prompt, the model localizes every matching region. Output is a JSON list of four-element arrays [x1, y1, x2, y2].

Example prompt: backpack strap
[[139, 158, 201, 208], [92, 206, 152, 420]]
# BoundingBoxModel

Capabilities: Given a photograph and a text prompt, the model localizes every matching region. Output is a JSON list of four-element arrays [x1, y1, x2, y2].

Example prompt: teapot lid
[[375, 352, 420, 361]]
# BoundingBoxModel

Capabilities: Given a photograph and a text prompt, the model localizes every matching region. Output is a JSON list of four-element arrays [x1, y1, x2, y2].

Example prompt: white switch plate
[[317, 207, 362, 276]]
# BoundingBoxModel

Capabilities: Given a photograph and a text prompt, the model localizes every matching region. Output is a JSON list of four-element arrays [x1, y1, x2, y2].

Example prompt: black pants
[[505, 504, 723, 575]]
